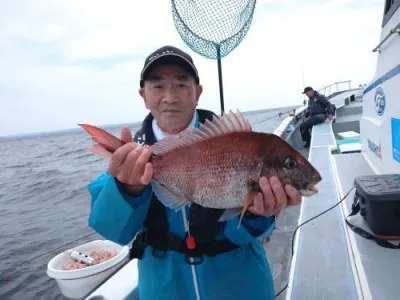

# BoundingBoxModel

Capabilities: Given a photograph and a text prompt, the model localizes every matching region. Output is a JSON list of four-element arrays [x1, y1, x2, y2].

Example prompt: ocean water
[[0, 107, 297, 300]]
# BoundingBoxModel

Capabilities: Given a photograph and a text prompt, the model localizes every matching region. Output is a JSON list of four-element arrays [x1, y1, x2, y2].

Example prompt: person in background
[[300, 86, 334, 148], [87, 45, 302, 300]]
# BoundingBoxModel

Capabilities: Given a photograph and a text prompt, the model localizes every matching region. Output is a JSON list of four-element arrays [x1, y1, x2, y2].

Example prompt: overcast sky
[[0, 0, 384, 136]]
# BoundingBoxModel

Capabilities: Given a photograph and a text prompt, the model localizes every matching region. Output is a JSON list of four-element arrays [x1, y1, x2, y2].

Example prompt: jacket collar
[[134, 109, 217, 146]]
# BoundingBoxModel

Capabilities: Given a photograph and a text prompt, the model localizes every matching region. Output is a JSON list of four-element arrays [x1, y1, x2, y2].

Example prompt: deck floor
[[285, 121, 359, 300], [333, 153, 400, 300]]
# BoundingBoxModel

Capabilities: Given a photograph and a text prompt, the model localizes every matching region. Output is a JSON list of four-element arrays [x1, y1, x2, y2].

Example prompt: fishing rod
[[274, 185, 355, 298], [275, 108, 297, 119], [250, 108, 298, 128], [0, 232, 98, 281]]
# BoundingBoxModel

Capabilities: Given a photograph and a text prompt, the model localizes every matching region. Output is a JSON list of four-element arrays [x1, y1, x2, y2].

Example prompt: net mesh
[[171, 0, 256, 60]]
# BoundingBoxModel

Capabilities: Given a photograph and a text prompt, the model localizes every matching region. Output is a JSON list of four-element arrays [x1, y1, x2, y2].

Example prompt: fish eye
[[284, 156, 296, 169]]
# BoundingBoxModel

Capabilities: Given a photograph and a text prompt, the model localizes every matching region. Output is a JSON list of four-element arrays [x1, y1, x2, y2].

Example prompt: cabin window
[[382, 0, 400, 27], [385, 0, 395, 14]]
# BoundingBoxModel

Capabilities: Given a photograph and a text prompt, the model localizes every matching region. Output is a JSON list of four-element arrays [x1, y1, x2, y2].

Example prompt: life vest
[[129, 109, 244, 264]]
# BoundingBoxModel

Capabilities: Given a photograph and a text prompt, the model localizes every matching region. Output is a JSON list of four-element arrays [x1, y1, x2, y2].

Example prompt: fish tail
[[78, 124, 126, 153]]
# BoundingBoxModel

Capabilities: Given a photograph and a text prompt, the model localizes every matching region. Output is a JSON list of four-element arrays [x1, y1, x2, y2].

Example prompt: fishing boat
[[283, 0, 400, 299], [47, 0, 400, 299]]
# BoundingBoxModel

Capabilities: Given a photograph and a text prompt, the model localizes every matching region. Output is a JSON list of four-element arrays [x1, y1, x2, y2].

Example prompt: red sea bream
[[79, 110, 322, 224]]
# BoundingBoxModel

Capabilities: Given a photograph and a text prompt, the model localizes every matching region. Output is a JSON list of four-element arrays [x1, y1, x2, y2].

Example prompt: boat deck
[[333, 153, 400, 300], [268, 91, 364, 298], [285, 120, 359, 300], [332, 98, 363, 136], [286, 94, 400, 300]]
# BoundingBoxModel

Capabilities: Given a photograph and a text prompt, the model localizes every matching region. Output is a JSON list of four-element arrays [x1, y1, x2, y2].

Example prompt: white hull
[[361, 2, 400, 174]]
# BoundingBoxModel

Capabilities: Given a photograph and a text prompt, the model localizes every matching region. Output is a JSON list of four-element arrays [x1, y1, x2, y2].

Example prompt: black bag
[[345, 174, 400, 249]]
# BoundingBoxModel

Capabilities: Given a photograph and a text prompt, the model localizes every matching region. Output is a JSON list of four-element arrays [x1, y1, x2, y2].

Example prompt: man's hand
[[328, 114, 334, 120], [249, 176, 301, 216], [108, 127, 153, 196]]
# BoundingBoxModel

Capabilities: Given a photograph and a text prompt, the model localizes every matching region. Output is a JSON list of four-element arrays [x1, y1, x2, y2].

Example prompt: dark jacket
[[305, 92, 334, 118]]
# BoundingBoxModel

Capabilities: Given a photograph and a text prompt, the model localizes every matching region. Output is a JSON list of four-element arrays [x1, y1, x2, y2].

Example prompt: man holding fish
[[82, 45, 321, 300]]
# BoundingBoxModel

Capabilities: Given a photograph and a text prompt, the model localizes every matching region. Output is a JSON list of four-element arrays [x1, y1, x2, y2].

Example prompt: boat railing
[[273, 106, 306, 138], [373, 21, 400, 53], [317, 80, 352, 97]]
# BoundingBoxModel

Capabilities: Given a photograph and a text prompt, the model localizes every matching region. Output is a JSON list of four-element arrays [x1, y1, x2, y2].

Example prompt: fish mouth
[[300, 182, 319, 197]]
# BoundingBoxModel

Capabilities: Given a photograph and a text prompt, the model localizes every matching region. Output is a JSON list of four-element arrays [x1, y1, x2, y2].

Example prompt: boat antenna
[[302, 70, 307, 105], [170, 0, 257, 116]]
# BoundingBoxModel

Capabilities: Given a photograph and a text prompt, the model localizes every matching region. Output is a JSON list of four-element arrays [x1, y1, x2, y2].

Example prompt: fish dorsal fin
[[152, 110, 252, 155]]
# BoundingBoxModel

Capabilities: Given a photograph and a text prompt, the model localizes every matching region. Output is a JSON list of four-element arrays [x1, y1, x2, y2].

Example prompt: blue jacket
[[87, 111, 277, 300]]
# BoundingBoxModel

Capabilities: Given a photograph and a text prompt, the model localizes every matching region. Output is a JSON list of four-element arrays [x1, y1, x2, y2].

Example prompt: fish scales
[[152, 132, 265, 209]]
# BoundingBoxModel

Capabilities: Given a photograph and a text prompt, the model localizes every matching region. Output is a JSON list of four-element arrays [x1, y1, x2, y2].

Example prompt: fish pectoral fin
[[151, 181, 190, 210], [237, 191, 257, 229], [218, 208, 242, 222]]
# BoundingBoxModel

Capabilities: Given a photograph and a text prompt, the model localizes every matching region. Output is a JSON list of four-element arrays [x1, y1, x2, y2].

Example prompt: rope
[[250, 108, 298, 127]]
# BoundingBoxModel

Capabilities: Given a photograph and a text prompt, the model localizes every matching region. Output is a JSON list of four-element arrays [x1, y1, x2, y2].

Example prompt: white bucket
[[47, 239, 129, 299]]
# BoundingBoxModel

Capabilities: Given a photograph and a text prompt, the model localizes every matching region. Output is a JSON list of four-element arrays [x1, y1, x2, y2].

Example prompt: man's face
[[305, 90, 314, 98], [139, 64, 203, 134]]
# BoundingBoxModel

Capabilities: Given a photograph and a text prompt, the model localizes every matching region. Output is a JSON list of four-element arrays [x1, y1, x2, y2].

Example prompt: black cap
[[139, 45, 200, 88], [302, 86, 314, 94]]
